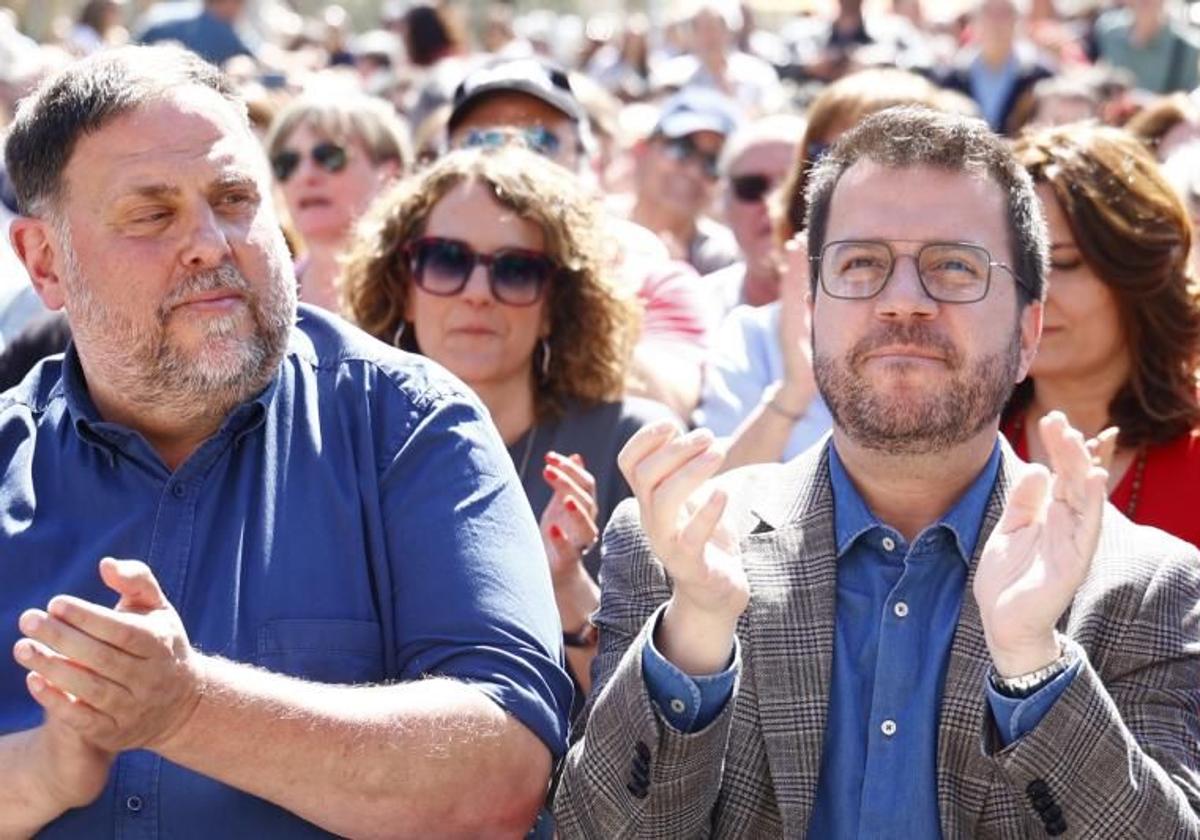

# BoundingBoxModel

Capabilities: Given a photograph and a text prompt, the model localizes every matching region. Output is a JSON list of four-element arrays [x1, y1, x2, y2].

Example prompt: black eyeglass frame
[[660, 135, 721, 180], [271, 141, 350, 183], [729, 173, 775, 203], [403, 236, 558, 307], [812, 238, 1033, 304]]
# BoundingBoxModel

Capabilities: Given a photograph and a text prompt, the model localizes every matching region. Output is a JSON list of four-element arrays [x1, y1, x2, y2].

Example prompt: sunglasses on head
[[730, 173, 776, 203], [460, 126, 563, 159], [662, 136, 720, 179], [271, 141, 349, 182], [406, 237, 557, 307]]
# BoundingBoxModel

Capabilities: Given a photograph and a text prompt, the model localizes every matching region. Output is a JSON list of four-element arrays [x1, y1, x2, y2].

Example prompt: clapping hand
[[539, 451, 600, 582], [13, 558, 203, 755], [618, 423, 746, 674], [974, 412, 1108, 676]]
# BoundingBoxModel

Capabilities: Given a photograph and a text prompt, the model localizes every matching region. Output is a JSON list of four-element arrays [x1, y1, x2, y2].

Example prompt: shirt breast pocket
[[256, 619, 386, 685]]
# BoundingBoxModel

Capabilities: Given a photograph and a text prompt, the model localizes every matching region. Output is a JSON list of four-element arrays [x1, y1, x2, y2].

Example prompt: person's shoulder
[[0, 353, 66, 428], [1084, 506, 1200, 607], [288, 304, 475, 413]]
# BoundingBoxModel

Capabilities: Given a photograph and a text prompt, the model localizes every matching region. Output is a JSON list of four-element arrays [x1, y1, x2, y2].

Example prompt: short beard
[[57, 223, 297, 424], [814, 320, 1020, 456]]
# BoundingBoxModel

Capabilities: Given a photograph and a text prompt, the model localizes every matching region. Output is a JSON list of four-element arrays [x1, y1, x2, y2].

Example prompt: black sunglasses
[[662, 136, 720, 179], [271, 141, 349, 182], [406, 237, 557, 306], [730, 173, 775, 203]]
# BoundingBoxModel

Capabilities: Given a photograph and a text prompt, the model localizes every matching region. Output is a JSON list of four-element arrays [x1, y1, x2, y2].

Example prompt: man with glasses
[[556, 107, 1200, 836], [629, 87, 742, 276], [0, 46, 570, 838]]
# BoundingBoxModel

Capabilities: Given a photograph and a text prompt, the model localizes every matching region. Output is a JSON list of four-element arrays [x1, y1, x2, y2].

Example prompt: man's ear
[[1016, 300, 1043, 382], [9, 217, 67, 311]]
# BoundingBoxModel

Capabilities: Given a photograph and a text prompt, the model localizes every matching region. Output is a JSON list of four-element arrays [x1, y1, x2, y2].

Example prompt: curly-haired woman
[[341, 145, 677, 694]]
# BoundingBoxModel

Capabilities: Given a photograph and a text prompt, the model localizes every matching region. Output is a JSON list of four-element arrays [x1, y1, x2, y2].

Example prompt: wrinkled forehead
[[63, 87, 266, 203]]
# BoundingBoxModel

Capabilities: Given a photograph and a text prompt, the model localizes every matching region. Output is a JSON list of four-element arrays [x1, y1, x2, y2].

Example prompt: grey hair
[[4, 44, 247, 216]]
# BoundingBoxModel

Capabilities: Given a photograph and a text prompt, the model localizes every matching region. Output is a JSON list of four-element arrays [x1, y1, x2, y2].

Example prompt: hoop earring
[[392, 321, 407, 348], [538, 338, 552, 380]]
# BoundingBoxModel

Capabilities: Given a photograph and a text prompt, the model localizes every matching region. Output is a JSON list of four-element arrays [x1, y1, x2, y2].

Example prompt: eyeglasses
[[460, 126, 563, 160], [661, 136, 720, 179], [730, 173, 776, 203], [815, 239, 1030, 303], [406, 237, 557, 306], [271, 141, 349, 182]]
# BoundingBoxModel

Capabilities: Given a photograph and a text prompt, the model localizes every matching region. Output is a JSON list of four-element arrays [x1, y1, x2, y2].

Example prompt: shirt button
[[170, 482, 186, 499], [881, 719, 897, 737], [893, 601, 909, 618], [126, 794, 143, 813], [669, 698, 687, 715], [881, 536, 896, 552]]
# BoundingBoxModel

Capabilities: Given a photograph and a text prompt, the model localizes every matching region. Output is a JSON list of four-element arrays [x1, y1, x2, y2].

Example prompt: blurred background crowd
[[0, 0, 1198, 703]]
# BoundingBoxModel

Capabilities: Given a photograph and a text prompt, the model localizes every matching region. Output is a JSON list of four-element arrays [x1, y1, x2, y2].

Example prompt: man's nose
[[180, 204, 233, 270], [874, 254, 939, 320]]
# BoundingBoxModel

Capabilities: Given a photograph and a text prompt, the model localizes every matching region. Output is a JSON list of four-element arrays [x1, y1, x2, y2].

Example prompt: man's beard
[[813, 321, 1020, 456], [60, 232, 297, 423]]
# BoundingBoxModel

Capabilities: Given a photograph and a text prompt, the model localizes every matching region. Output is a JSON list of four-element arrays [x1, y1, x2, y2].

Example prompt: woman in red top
[[1007, 125, 1200, 547]]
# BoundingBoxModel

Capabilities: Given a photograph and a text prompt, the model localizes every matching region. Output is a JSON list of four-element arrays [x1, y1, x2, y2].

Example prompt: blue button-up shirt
[[0, 305, 572, 838], [643, 439, 1078, 837]]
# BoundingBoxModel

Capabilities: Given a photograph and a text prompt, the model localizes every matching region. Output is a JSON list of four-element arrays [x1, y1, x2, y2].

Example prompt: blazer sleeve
[[981, 535, 1200, 838], [553, 497, 740, 839]]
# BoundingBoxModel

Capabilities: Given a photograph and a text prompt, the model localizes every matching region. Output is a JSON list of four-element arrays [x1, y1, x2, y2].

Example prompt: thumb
[[99, 558, 167, 613], [998, 464, 1051, 535]]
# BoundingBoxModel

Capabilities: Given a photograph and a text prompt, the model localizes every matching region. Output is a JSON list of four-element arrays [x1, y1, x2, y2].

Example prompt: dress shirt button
[[170, 482, 185, 499], [668, 698, 687, 715], [881, 536, 896, 552], [880, 719, 897, 737], [893, 601, 909, 618], [125, 795, 143, 813]]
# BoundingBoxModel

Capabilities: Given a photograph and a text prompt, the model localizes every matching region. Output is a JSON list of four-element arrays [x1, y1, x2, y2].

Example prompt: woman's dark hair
[[1013, 124, 1200, 447]]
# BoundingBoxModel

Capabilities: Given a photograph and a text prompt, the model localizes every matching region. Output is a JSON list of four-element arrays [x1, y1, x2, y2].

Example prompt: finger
[[648, 445, 725, 539], [547, 523, 583, 563], [543, 465, 599, 519], [616, 421, 679, 485], [676, 486, 731, 562], [43, 597, 158, 659], [13, 637, 132, 711], [99, 558, 168, 613], [1086, 426, 1119, 470], [630, 427, 718, 498], [558, 496, 600, 548], [25, 671, 118, 740], [545, 451, 597, 497], [1042, 413, 1098, 510], [997, 463, 1051, 535], [19, 608, 140, 677]]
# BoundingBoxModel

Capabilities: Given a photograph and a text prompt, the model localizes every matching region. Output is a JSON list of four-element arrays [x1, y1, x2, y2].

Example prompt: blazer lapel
[[936, 443, 1022, 836], [740, 444, 838, 837]]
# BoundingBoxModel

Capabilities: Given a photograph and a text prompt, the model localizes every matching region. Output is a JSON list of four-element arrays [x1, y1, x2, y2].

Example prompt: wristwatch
[[563, 621, 598, 649], [990, 645, 1075, 699]]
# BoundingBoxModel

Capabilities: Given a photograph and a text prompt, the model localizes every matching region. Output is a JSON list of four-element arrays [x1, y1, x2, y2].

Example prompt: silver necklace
[[516, 425, 539, 482]]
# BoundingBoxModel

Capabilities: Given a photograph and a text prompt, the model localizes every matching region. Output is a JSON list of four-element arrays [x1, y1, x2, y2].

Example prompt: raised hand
[[974, 412, 1108, 677], [539, 451, 601, 583], [617, 423, 746, 674], [777, 235, 817, 415], [13, 558, 203, 754]]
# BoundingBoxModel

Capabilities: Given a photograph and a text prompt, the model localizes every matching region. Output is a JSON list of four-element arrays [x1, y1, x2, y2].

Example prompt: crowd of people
[[0, 0, 1199, 837]]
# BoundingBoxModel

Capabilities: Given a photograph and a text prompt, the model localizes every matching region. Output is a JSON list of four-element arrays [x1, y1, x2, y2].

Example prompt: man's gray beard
[[813, 322, 1021, 457], [59, 233, 297, 423]]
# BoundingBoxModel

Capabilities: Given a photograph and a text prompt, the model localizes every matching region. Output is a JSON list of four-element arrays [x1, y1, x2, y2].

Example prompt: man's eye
[[133, 210, 171, 224]]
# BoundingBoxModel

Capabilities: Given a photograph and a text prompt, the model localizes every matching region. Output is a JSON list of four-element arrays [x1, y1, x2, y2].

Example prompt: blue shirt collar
[[828, 439, 1002, 564], [59, 340, 281, 459]]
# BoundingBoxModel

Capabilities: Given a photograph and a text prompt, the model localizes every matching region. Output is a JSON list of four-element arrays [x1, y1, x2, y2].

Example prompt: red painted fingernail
[[543, 467, 555, 481], [565, 498, 578, 512], [549, 524, 564, 540]]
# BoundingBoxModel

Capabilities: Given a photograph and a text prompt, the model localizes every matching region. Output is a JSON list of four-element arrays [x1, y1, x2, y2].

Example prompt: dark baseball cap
[[448, 57, 587, 133], [652, 87, 742, 140]]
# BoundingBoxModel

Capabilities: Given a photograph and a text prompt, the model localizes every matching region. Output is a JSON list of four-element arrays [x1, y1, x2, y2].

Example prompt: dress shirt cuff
[[641, 608, 739, 733], [986, 650, 1083, 747]]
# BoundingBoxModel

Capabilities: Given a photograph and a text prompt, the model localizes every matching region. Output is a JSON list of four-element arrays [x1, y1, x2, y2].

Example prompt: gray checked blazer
[[553, 439, 1200, 838]]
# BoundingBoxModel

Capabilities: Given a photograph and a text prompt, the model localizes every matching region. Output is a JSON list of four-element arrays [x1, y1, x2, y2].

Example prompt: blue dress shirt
[[0, 305, 572, 838], [643, 439, 1079, 838]]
